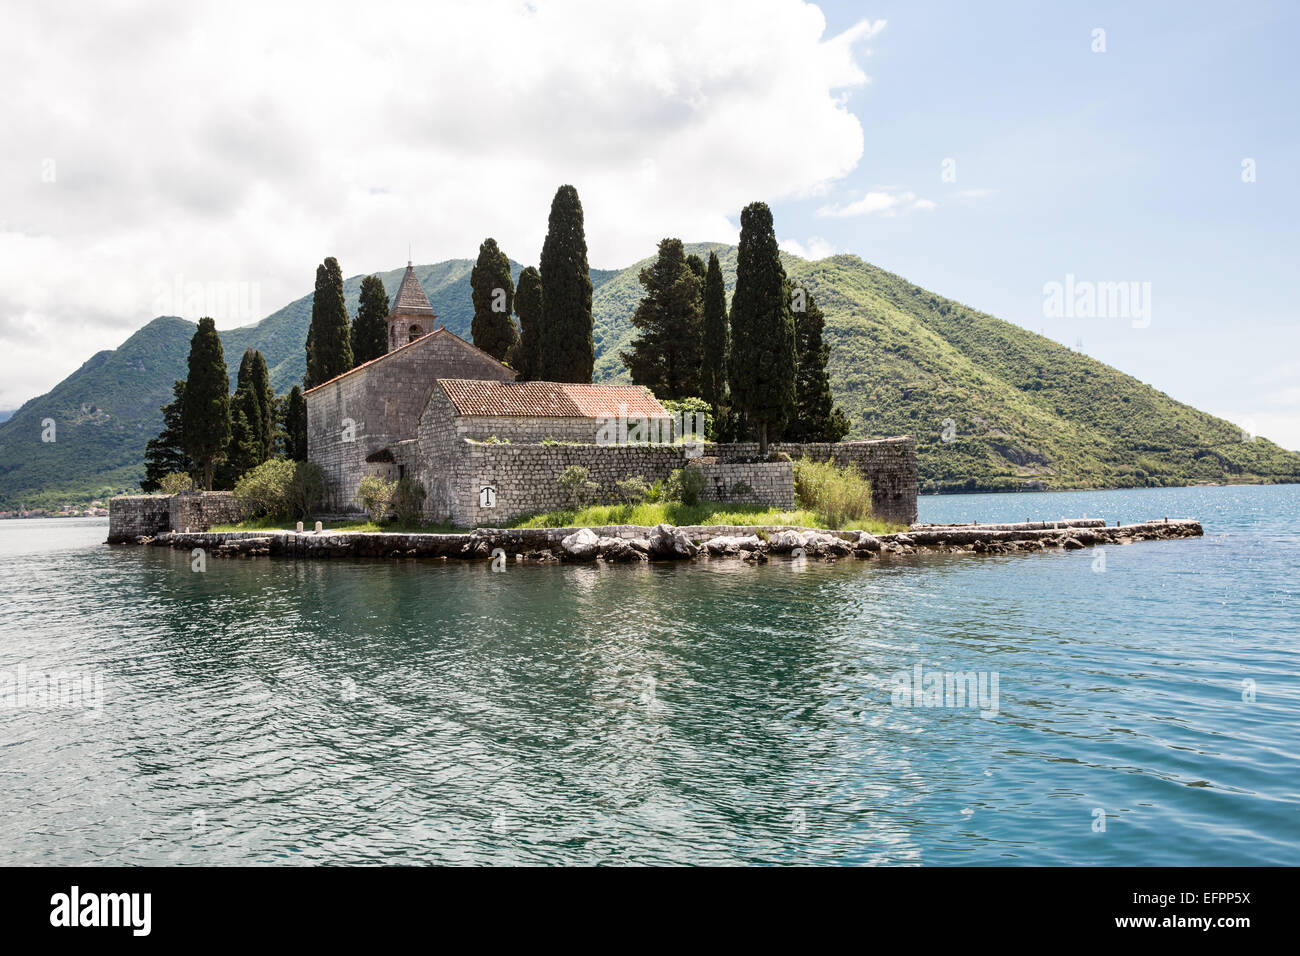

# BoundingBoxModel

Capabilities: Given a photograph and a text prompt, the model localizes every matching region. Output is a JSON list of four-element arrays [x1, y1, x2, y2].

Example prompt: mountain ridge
[[1, 245, 1296, 508]]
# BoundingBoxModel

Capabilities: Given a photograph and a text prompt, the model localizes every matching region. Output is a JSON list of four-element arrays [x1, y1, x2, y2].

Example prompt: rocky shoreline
[[119, 517, 1203, 563]]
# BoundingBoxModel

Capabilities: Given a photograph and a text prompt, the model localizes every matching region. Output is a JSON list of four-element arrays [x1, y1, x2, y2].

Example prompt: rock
[[628, 538, 651, 555], [560, 528, 601, 561], [1062, 537, 1085, 550], [854, 532, 882, 553], [648, 523, 698, 559], [705, 534, 762, 556], [767, 530, 804, 554], [597, 536, 643, 561]]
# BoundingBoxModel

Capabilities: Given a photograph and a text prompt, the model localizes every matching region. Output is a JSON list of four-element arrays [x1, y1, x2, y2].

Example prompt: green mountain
[[1, 247, 1296, 508]]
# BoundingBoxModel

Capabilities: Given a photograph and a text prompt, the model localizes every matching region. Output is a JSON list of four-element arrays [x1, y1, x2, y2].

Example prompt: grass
[[508, 501, 899, 533]]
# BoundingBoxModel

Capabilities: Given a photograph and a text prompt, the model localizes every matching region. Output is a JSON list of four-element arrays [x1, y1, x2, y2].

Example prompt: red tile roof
[[437, 380, 669, 419]]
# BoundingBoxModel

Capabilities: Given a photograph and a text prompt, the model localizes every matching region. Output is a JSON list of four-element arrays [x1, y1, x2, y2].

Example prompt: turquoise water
[[0, 484, 1296, 865]]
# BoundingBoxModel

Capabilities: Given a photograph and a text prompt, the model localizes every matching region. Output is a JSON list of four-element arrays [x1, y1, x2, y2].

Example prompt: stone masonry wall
[[169, 492, 248, 532], [433, 443, 797, 527], [430, 436, 916, 527], [107, 495, 172, 542], [306, 330, 514, 511], [108, 492, 249, 542], [720, 437, 918, 525]]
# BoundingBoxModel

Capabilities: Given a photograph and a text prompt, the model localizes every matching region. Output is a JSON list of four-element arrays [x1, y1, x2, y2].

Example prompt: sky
[[1, 0, 1296, 447]]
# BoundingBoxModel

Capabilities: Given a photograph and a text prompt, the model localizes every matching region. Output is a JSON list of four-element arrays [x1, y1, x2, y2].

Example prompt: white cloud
[[0, 0, 885, 408], [816, 188, 935, 218], [779, 236, 838, 260]]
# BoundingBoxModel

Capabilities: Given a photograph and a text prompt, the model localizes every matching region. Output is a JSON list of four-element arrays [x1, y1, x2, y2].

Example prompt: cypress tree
[[507, 266, 543, 380], [727, 201, 795, 457], [142, 380, 190, 491], [181, 316, 231, 490], [686, 253, 707, 282], [232, 348, 274, 462], [470, 238, 519, 361], [620, 237, 704, 400], [304, 256, 352, 388], [701, 251, 729, 411], [217, 401, 261, 488], [538, 185, 593, 382], [786, 285, 851, 442], [350, 274, 390, 366], [285, 385, 308, 461]]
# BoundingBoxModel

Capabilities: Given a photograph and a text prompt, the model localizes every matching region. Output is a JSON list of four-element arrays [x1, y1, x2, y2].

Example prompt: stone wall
[[169, 491, 247, 532], [717, 437, 917, 524], [108, 492, 249, 542], [106, 495, 172, 542], [306, 329, 513, 510], [415, 435, 916, 528]]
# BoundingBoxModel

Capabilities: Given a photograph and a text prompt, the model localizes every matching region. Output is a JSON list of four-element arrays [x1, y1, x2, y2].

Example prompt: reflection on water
[[0, 484, 1297, 865]]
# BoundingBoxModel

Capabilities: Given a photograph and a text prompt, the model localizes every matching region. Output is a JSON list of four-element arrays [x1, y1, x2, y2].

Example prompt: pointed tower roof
[[390, 262, 436, 318]]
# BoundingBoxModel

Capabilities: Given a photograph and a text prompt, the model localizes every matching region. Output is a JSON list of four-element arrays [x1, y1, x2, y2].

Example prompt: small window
[[409, 324, 424, 341]]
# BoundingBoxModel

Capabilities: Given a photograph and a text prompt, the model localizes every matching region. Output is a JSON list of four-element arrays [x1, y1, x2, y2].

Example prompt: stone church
[[306, 262, 918, 527]]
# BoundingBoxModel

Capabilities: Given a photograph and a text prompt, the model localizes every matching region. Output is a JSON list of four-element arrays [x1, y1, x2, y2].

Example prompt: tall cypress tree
[[620, 237, 704, 400], [304, 256, 352, 388], [686, 253, 707, 282], [507, 266, 543, 380], [728, 201, 795, 457], [247, 348, 274, 459], [701, 251, 729, 411], [285, 385, 308, 462], [350, 274, 390, 366], [786, 285, 850, 442], [181, 316, 231, 490], [470, 238, 519, 361], [142, 379, 190, 491], [538, 185, 593, 382]]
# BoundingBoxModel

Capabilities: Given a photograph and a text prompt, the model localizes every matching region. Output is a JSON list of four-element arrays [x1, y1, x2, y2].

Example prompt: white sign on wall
[[479, 485, 497, 509]]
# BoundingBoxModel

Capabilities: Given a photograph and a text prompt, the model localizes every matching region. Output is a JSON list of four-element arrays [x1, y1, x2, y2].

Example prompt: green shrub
[[729, 479, 754, 497], [665, 464, 707, 506], [793, 458, 872, 528], [158, 472, 194, 495], [662, 397, 712, 442], [391, 477, 426, 525], [355, 474, 396, 522], [558, 465, 599, 506], [615, 475, 649, 504], [234, 459, 325, 520]]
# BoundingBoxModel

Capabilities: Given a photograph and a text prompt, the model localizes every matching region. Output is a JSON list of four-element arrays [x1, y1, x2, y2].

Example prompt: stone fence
[[108, 491, 248, 543]]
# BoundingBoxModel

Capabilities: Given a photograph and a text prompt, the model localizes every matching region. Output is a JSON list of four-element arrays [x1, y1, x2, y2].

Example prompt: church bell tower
[[387, 261, 438, 352]]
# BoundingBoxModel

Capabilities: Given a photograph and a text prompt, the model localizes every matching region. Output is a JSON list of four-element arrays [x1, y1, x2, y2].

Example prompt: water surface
[[1, 484, 1296, 864]]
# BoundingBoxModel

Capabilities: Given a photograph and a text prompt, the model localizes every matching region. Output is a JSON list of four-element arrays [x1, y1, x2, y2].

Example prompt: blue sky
[[767, 0, 1298, 447]]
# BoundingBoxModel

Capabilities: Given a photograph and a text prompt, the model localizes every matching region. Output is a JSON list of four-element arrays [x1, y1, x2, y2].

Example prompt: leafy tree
[[142, 379, 190, 492], [538, 184, 593, 382], [507, 265, 543, 380], [350, 274, 390, 366], [304, 256, 352, 388], [728, 202, 796, 456], [701, 251, 729, 411], [786, 285, 850, 442], [620, 238, 704, 399], [181, 316, 231, 490], [470, 238, 518, 361], [283, 385, 308, 461]]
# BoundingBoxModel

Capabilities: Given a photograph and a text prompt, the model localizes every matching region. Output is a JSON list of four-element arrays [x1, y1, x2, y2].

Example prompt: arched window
[[408, 324, 424, 342]]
